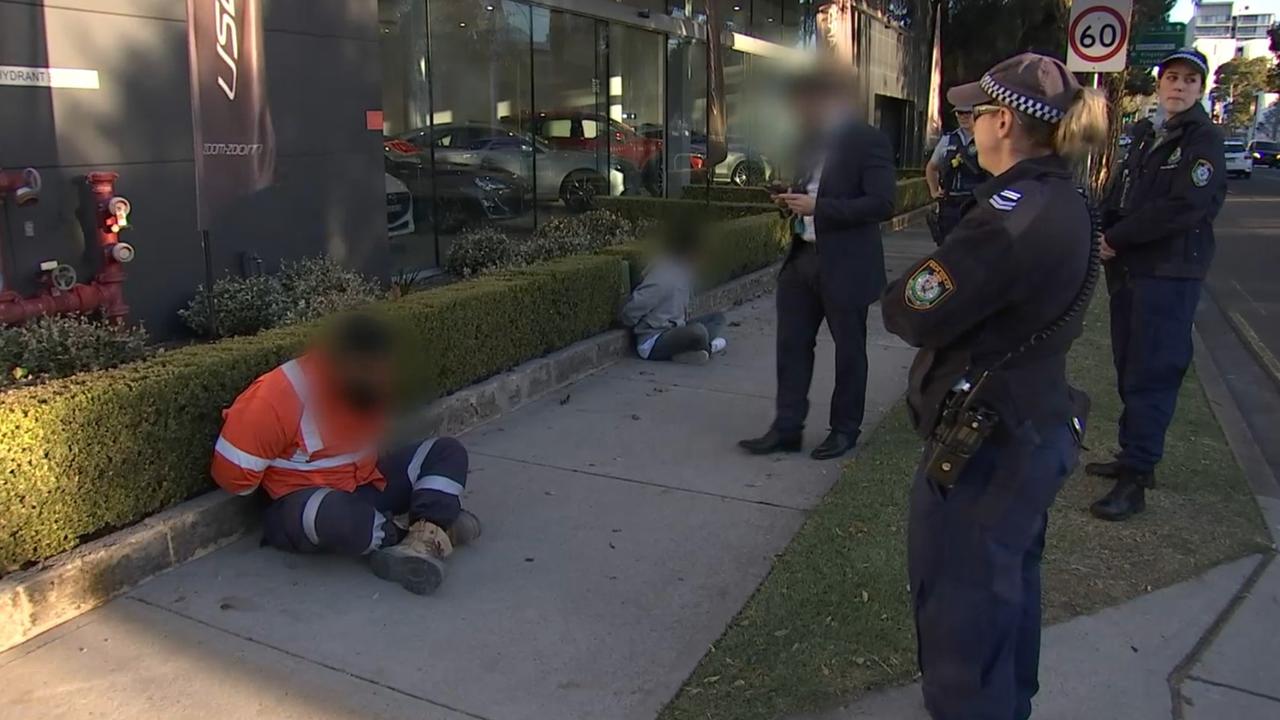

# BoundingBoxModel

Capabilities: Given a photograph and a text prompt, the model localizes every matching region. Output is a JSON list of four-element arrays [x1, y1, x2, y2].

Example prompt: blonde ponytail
[[1053, 87, 1110, 160]]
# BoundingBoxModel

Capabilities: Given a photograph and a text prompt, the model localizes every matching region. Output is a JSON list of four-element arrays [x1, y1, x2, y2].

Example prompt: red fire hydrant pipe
[[0, 171, 131, 326]]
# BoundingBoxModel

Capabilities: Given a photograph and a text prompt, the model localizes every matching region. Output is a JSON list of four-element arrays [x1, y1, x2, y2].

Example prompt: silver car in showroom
[[398, 123, 627, 211]]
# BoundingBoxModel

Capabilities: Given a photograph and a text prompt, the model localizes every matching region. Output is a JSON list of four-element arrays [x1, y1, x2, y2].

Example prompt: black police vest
[[943, 132, 985, 195]]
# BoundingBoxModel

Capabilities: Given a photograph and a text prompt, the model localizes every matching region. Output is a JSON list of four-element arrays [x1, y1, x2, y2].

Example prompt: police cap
[[946, 53, 1081, 125], [1158, 48, 1209, 79]]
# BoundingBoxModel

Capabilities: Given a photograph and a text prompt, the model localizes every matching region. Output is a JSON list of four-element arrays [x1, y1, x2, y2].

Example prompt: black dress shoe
[[811, 431, 856, 460], [1090, 478, 1147, 521], [739, 429, 803, 455]]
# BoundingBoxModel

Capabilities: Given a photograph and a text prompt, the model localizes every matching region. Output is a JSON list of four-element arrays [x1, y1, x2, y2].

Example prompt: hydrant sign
[[1067, 0, 1133, 73]]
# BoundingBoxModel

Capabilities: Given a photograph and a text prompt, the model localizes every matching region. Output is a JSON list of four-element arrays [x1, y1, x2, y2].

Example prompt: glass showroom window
[[379, 0, 437, 269], [608, 24, 668, 196], [418, 0, 537, 258], [528, 7, 615, 218], [666, 36, 708, 197]]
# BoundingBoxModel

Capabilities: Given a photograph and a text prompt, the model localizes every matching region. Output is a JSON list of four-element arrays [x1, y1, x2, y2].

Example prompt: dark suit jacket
[[789, 120, 897, 308]]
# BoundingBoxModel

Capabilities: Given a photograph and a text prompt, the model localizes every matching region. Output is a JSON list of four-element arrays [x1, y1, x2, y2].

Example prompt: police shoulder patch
[[905, 259, 956, 310], [1191, 159, 1214, 188]]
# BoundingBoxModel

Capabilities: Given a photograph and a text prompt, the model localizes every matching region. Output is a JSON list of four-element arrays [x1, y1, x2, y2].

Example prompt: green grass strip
[[660, 300, 1272, 720]]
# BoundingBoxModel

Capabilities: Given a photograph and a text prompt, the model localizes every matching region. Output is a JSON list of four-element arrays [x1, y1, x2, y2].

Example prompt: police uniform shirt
[[882, 154, 1092, 437], [1103, 103, 1225, 278], [928, 128, 972, 170]]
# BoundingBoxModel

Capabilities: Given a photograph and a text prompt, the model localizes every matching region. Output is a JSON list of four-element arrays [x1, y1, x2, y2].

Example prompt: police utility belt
[[924, 190, 1101, 488]]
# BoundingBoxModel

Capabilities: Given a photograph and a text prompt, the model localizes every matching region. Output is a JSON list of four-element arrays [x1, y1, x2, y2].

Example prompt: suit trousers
[[773, 241, 870, 438]]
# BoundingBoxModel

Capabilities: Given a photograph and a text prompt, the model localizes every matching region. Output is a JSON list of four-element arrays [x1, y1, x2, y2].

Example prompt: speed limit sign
[[1067, 0, 1133, 73]]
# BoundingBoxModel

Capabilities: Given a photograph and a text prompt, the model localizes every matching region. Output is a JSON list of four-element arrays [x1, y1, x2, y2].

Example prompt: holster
[[926, 204, 943, 245], [925, 393, 1000, 488]]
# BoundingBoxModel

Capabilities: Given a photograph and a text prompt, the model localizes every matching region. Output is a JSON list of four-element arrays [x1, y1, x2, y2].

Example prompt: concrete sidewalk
[[0, 237, 928, 720]]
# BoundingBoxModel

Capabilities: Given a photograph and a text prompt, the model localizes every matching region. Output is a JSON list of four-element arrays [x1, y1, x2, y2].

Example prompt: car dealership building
[[0, 0, 936, 336]]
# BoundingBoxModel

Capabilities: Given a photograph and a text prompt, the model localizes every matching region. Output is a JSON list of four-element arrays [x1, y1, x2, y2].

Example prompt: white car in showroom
[[1225, 140, 1251, 179], [386, 172, 414, 237]]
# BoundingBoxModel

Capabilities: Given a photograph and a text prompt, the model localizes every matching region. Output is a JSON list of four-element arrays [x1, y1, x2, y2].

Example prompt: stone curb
[[1222, 310, 1280, 395], [0, 258, 785, 654]]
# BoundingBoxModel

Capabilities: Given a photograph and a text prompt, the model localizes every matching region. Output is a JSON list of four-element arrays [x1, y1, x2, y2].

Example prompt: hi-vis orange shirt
[[211, 353, 387, 499]]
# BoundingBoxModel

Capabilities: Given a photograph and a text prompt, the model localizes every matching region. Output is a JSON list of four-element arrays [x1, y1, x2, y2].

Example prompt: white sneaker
[[710, 337, 728, 354], [673, 350, 711, 365]]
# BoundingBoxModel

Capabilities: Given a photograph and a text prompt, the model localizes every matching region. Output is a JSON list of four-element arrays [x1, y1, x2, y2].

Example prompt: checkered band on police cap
[[946, 53, 1081, 126], [1158, 49, 1209, 78], [979, 74, 1067, 124]]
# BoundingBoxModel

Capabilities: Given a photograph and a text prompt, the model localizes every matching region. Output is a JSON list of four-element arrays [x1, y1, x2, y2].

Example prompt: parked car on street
[[397, 124, 620, 211], [384, 138, 530, 233], [1225, 140, 1252, 179], [1249, 140, 1280, 168]]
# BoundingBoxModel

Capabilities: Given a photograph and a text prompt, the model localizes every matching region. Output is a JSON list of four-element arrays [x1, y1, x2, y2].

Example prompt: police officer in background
[[1088, 48, 1226, 522], [925, 100, 991, 244], [882, 54, 1107, 719]]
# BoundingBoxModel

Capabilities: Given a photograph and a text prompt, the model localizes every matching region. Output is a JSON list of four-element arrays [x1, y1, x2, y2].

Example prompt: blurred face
[[792, 88, 836, 130], [333, 353, 393, 412], [955, 109, 974, 133], [1158, 62, 1203, 116]]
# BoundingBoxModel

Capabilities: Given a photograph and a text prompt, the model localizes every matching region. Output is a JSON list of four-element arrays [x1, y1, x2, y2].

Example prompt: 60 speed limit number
[[1066, 0, 1133, 73]]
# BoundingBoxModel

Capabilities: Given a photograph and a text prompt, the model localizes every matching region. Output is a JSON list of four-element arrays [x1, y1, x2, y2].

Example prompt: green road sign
[[1130, 22, 1187, 67]]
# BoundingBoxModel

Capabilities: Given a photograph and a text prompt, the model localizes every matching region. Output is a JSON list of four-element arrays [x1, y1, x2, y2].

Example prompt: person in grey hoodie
[[619, 240, 727, 365]]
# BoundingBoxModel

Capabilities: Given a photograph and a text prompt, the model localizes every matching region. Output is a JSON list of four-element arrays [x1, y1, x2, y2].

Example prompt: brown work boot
[[447, 509, 483, 548], [370, 520, 452, 596]]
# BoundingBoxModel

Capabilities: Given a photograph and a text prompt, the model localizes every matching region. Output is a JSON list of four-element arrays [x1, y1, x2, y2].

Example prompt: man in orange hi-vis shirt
[[211, 313, 480, 596]]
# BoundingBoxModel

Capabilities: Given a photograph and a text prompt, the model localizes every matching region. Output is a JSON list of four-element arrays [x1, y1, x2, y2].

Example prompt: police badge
[[905, 259, 955, 310], [1191, 159, 1213, 187]]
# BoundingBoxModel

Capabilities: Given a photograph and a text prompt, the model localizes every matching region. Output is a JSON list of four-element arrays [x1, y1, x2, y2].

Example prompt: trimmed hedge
[[0, 254, 626, 573], [681, 185, 774, 204], [600, 212, 789, 290], [593, 196, 778, 224]]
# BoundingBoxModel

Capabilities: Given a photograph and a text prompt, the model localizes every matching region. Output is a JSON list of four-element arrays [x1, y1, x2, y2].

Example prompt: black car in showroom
[[384, 138, 530, 233]]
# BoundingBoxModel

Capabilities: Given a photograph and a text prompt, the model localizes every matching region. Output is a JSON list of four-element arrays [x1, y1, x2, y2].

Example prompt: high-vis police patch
[[905, 259, 955, 310], [1191, 159, 1214, 187]]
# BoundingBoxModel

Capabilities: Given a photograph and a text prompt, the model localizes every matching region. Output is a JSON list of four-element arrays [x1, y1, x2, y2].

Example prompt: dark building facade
[[0, 1, 934, 338]]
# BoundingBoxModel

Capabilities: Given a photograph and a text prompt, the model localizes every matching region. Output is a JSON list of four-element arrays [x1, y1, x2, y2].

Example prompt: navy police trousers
[[909, 423, 1078, 720], [1108, 272, 1202, 473], [261, 436, 469, 556]]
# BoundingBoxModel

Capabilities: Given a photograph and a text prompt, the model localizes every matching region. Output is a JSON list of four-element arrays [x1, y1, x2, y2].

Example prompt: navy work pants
[[909, 423, 1078, 720], [261, 436, 469, 556], [1108, 272, 1202, 473]]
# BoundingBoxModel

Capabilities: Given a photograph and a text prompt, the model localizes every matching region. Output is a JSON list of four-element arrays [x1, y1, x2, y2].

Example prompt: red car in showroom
[[527, 111, 665, 195]]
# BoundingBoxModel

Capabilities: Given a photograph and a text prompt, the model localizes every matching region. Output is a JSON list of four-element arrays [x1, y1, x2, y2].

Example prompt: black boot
[[1085, 460, 1126, 479], [811, 431, 857, 460], [1090, 478, 1149, 521], [1085, 460, 1157, 485], [739, 428, 803, 455]]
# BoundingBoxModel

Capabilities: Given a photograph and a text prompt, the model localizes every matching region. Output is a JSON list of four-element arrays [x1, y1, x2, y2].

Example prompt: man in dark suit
[[740, 66, 897, 460]]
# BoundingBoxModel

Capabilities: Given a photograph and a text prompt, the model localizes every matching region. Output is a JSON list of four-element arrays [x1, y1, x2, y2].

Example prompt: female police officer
[[882, 54, 1107, 720], [1088, 48, 1226, 521]]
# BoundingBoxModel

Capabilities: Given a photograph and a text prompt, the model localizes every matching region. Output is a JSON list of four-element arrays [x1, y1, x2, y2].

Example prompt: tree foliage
[[1212, 57, 1274, 132]]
